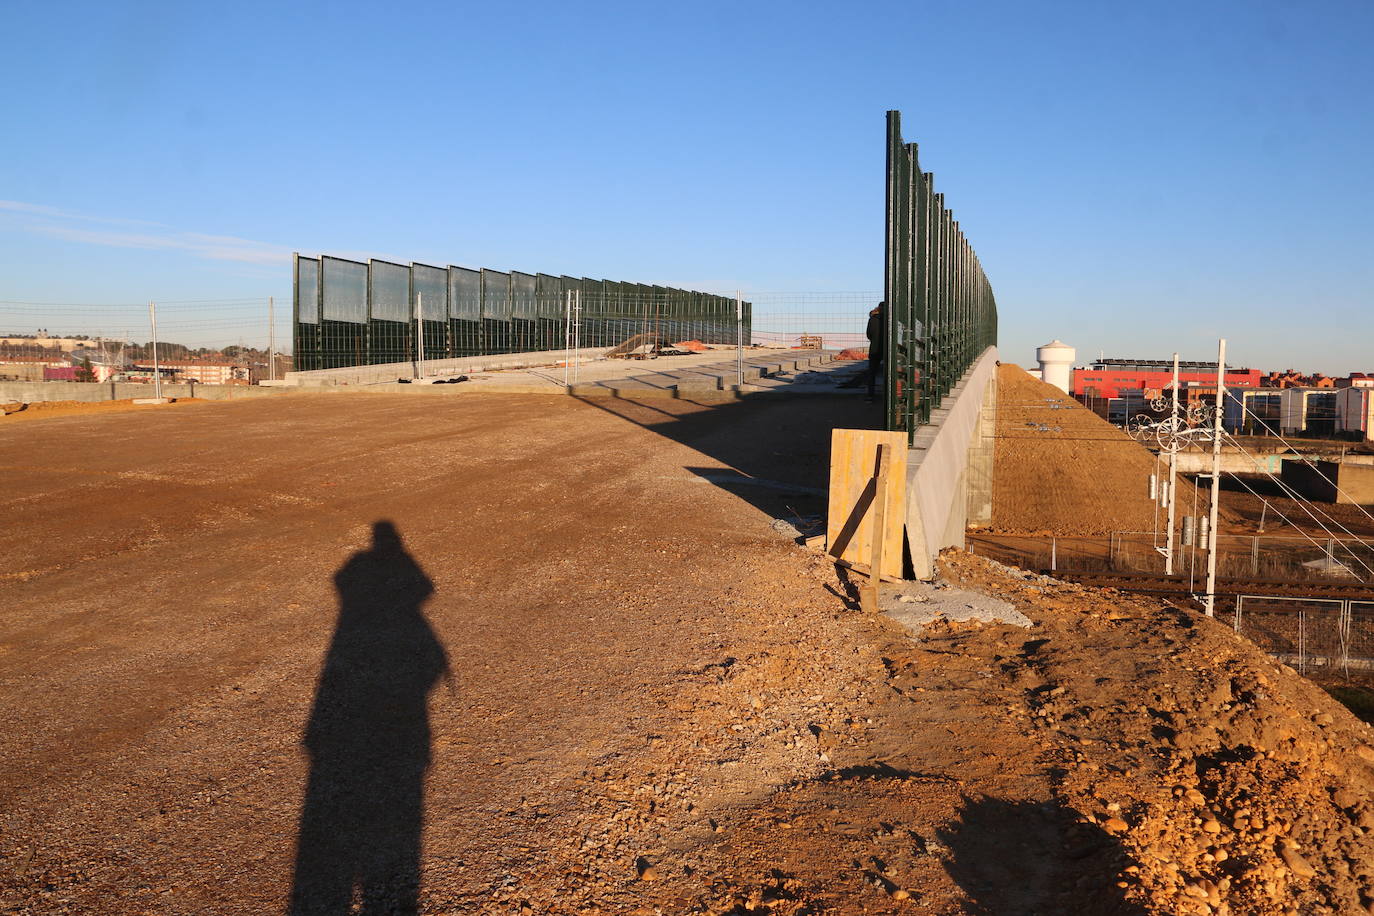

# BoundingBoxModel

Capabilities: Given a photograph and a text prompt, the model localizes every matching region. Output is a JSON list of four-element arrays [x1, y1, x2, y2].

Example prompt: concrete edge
[[904, 347, 1000, 580]]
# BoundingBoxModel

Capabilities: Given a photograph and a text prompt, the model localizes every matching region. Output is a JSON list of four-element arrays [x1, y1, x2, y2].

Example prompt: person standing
[[865, 301, 886, 401]]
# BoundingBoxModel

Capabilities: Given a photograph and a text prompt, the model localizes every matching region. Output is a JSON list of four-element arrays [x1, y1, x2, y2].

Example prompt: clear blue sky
[[2, 0, 1371, 371]]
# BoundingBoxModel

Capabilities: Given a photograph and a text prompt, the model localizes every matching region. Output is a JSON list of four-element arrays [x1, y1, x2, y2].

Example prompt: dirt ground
[[3, 392, 1374, 915], [990, 366, 1183, 536], [988, 365, 1373, 544], [0, 397, 207, 422]]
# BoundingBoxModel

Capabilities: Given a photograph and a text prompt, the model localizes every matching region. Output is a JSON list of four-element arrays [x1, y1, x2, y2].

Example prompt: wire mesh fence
[[0, 298, 292, 383], [968, 531, 1374, 582], [1233, 596, 1373, 674]]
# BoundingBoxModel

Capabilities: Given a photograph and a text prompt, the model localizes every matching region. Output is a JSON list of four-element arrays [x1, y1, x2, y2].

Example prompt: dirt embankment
[[991, 364, 1195, 536], [0, 397, 204, 422]]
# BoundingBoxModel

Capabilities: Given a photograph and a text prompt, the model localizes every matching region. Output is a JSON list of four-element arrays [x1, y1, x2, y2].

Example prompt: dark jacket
[[866, 310, 886, 359]]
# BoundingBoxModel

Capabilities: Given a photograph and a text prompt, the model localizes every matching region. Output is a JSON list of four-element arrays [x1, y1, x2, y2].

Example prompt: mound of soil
[[992, 365, 1195, 535], [0, 397, 201, 422]]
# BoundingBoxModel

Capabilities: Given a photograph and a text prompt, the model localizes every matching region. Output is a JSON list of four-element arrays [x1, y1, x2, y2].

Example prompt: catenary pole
[[416, 292, 425, 380], [148, 300, 162, 400], [1165, 352, 1180, 575], [563, 289, 572, 388], [1204, 339, 1226, 616], [735, 290, 744, 387], [268, 296, 276, 381]]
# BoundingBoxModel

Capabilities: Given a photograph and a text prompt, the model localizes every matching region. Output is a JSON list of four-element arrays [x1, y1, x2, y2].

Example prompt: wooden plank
[[862, 444, 892, 613], [827, 429, 908, 580]]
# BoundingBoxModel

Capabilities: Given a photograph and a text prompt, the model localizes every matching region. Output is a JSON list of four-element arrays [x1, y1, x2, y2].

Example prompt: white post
[[268, 296, 276, 381], [735, 290, 744, 387], [1165, 352, 1179, 574], [564, 289, 572, 388], [573, 290, 581, 384], [1204, 338, 1226, 616], [415, 292, 425, 380], [148, 300, 162, 400]]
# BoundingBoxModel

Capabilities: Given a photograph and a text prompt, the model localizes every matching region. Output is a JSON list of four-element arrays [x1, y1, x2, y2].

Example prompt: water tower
[[1036, 340, 1076, 394]]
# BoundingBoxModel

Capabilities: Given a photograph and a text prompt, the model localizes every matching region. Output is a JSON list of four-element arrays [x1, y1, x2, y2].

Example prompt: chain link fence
[[1234, 596, 1374, 674], [969, 531, 1374, 581]]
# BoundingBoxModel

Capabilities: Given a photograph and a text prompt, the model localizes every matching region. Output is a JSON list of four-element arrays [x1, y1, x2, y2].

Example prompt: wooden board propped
[[827, 429, 908, 581]]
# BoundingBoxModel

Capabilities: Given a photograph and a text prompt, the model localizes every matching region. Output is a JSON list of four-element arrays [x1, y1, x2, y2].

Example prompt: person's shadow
[[289, 521, 450, 915]]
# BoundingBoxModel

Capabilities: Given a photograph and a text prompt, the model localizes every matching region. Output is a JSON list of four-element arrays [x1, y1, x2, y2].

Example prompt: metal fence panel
[[481, 269, 511, 355], [368, 260, 411, 367], [294, 255, 754, 371], [412, 263, 449, 361], [448, 266, 482, 357], [884, 110, 997, 439], [321, 256, 367, 369], [293, 255, 321, 371], [510, 271, 537, 353]]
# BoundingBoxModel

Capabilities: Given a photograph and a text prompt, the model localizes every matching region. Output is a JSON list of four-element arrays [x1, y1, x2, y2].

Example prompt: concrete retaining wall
[[284, 346, 614, 386], [904, 347, 999, 580], [0, 381, 287, 404]]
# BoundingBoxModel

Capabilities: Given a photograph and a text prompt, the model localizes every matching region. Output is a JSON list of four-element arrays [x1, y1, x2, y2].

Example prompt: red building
[[1073, 358, 1262, 399]]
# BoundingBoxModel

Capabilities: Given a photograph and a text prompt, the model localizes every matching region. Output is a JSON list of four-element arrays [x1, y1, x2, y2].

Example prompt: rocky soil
[[2, 393, 1372, 914]]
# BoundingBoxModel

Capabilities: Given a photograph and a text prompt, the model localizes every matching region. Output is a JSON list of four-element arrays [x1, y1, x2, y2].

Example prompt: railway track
[[1040, 569, 1374, 602]]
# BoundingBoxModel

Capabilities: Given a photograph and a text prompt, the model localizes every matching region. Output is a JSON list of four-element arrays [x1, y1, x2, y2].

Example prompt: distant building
[[131, 359, 249, 385], [1338, 373, 1374, 389], [1265, 369, 1336, 389], [1278, 388, 1339, 437], [1337, 387, 1374, 442], [0, 345, 68, 382], [0, 335, 100, 352], [1224, 389, 1283, 435], [1072, 358, 1262, 399]]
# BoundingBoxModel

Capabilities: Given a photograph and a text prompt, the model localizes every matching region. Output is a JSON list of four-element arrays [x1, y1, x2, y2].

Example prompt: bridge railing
[[884, 110, 998, 439]]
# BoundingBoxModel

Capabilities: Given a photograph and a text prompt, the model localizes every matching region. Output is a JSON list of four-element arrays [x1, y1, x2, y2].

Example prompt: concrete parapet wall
[[904, 347, 999, 579], [0, 381, 287, 404], [284, 346, 614, 387]]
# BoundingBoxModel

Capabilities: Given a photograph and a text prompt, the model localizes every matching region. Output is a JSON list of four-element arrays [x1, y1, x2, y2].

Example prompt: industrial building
[[1072, 357, 1262, 399], [1337, 386, 1374, 442]]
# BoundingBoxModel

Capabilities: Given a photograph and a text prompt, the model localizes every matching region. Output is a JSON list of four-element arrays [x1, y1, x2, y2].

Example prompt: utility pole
[[1204, 339, 1226, 617], [563, 289, 572, 388], [268, 296, 277, 381], [573, 289, 582, 384], [148, 301, 162, 400], [1165, 352, 1180, 574], [735, 290, 744, 388], [415, 292, 425, 380]]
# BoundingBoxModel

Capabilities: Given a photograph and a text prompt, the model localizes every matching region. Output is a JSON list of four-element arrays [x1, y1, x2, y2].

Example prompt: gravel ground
[[3, 392, 1372, 915]]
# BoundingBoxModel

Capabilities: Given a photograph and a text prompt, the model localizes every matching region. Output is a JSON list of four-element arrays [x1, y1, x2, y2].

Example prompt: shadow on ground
[[289, 521, 451, 916], [571, 392, 883, 534], [937, 795, 1147, 916]]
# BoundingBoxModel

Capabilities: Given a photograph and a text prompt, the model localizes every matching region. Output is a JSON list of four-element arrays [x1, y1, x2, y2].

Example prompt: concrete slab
[[881, 580, 1031, 630]]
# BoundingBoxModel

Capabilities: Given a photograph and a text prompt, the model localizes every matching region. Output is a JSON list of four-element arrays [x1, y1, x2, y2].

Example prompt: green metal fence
[[293, 255, 749, 371], [884, 110, 998, 439]]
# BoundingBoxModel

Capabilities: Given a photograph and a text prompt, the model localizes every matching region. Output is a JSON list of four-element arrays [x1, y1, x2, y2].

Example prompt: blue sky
[[2, 0, 1371, 371]]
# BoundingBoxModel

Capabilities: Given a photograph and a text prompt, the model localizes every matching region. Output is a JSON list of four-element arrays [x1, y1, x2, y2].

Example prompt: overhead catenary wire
[[1216, 428, 1374, 582]]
